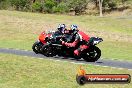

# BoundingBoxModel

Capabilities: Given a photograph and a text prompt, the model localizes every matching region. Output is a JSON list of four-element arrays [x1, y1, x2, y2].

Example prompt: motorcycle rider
[[55, 24, 67, 34], [61, 25, 91, 59], [51, 24, 67, 39]]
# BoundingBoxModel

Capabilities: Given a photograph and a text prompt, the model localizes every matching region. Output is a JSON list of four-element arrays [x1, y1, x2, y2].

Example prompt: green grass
[[0, 10, 132, 61], [0, 53, 132, 88], [98, 40, 132, 60]]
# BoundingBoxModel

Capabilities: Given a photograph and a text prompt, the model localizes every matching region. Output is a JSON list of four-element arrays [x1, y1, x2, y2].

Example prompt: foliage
[[0, 0, 11, 9], [10, 0, 30, 11], [103, 0, 117, 10], [43, 0, 57, 13], [52, 2, 69, 13], [0, 0, 131, 15], [32, 2, 42, 12], [68, 0, 89, 15]]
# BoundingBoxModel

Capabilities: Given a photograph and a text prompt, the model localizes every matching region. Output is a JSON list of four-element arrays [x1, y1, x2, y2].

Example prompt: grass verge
[[0, 53, 132, 88]]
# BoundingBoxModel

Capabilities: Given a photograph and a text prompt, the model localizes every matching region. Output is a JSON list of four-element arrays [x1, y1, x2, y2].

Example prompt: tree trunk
[[98, 0, 103, 17], [33, 0, 36, 3]]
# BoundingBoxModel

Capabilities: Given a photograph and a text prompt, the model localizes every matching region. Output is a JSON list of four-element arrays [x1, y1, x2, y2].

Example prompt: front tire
[[83, 46, 101, 62], [32, 41, 43, 54]]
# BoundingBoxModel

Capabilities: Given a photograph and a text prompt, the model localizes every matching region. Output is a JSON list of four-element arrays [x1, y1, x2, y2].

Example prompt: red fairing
[[78, 31, 90, 41], [39, 31, 51, 44]]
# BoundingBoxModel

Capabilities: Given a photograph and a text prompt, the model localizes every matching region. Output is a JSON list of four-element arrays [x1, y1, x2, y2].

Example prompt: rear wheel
[[32, 41, 43, 54], [83, 46, 101, 62]]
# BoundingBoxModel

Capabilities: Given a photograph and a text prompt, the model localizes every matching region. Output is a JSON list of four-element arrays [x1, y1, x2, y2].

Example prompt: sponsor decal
[[76, 66, 131, 85]]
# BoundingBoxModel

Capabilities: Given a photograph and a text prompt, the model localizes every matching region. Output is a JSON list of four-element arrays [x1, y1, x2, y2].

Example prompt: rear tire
[[83, 46, 101, 62], [32, 41, 43, 54]]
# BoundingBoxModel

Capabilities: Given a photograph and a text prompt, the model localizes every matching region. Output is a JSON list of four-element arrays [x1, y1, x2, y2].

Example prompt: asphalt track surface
[[0, 48, 132, 70]]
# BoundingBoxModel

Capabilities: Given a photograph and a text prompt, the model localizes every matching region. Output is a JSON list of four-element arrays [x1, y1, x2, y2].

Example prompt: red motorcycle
[[32, 31, 103, 62]]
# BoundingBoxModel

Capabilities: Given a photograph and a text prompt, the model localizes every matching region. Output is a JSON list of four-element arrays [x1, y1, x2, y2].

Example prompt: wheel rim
[[86, 50, 97, 59], [83, 47, 101, 62]]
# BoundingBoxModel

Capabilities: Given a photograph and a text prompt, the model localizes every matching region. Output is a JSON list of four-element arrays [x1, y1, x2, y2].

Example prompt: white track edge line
[[23, 56, 132, 70]]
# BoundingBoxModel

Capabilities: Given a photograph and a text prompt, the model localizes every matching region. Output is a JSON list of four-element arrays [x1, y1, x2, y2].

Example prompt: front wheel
[[32, 41, 43, 54], [82, 46, 101, 62]]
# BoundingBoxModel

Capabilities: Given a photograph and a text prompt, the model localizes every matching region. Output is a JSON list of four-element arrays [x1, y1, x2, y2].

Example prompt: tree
[[10, 0, 30, 11], [122, 0, 128, 5], [90, 0, 103, 16], [68, 0, 89, 15], [32, 1, 42, 12], [0, 0, 11, 9], [91, 0, 117, 16], [43, 0, 57, 13], [98, 0, 103, 17], [90, 0, 98, 8], [52, 2, 69, 13]]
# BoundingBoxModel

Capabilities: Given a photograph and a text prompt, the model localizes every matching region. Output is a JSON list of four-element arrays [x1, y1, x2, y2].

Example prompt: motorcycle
[[40, 31, 103, 62]]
